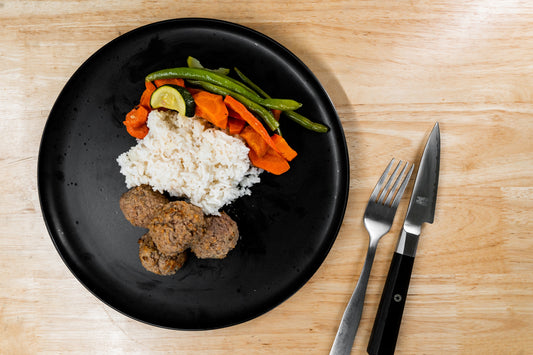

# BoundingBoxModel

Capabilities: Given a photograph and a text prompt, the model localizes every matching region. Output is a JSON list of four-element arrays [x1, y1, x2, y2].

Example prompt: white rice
[[117, 110, 261, 215]]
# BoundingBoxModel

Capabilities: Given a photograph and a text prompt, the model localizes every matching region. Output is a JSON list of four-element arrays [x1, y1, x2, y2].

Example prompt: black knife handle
[[367, 252, 415, 355]]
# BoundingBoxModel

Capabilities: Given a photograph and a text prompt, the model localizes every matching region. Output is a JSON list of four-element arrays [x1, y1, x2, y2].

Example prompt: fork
[[330, 158, 414, 355]]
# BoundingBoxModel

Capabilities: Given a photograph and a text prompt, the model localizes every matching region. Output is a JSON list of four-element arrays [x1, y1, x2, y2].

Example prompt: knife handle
[[367, 252, 414, 355]]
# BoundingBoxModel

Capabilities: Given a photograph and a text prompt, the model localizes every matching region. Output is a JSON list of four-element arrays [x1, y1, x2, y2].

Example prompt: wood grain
[[1, 1, 532, 354]]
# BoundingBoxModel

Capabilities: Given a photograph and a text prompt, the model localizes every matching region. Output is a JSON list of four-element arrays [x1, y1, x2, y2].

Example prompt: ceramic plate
[[38, 18, 349, 329]]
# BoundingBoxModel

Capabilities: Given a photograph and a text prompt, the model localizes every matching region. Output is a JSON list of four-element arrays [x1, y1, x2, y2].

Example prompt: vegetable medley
[[123, 57, 328, 175]]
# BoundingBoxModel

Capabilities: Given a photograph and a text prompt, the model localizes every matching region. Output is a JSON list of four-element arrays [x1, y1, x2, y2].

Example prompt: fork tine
[[384, 161, 409, 205], [391, 163, 415, 209], [369, 158, 395, 201], [377, 160, 402, 203]]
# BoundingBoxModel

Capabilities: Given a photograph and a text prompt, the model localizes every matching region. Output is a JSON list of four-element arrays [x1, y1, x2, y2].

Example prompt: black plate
[[38, 18, 349, 330]]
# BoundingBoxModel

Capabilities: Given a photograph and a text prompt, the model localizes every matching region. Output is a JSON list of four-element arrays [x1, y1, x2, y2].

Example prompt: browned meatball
[[119, 185, 169, 228], [148, 201, 206, 255], [190, 212, 239, 259], [138, 233, 187, 276]]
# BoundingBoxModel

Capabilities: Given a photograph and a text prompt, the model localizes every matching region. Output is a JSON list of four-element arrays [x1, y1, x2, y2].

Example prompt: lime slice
[[150, 85, 196, 117]]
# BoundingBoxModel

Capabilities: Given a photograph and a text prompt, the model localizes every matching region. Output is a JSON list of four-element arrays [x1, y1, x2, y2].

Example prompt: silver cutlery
[[367, 122, 441, 355], [330, 158, 414, 355]]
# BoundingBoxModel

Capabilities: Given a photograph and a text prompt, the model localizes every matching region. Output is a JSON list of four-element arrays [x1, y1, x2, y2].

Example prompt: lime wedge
[[150, 85, 195, 117]]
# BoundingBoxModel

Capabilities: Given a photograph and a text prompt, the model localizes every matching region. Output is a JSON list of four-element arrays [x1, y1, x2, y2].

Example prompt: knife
[[367, 122, 440, 355]]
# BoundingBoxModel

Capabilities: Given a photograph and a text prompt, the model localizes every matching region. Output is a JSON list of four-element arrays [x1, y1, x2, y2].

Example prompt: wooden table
[[2, 1, 532, 354]]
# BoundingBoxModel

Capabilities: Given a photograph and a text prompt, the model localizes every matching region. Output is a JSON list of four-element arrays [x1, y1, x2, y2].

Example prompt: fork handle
[[330, 242, 378, 355], [367, 251, 415, 355]]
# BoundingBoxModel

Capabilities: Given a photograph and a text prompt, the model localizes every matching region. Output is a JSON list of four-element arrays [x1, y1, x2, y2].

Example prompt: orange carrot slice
[[123, 105, 149, 139], [228, 117, 246, 135], [223, 95, 280, 154], [248, 147, 290, 175], [186, 87, 204, 96], [193, 91, 228, 129], [240, 125, 268, 157], [154, 78, 185, 88], [227, 107, 244, 121], [124, 105, 149, 128], [125, 123, 149, 139], [271, 134, 297, 161], [140, 81, 156, 109], [272, 109, 282, 121]]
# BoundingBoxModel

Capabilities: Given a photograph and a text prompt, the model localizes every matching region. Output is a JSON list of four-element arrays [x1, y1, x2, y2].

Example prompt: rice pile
[[117, 110, 261, 215]]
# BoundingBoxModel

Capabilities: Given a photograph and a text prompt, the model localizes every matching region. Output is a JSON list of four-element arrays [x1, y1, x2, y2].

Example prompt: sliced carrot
[[186, 87, 204, 96], [248, 147, 290, 175], [123, 105, 149, 139], [124, 105, 149, 128], [139, 81, 156, 109], [125, 123, 149, 139], [154, 78, 185, 88], [240, 125, 268, 157], [228, 117, 246, 135], [193, 91, 228, 129], [227, 107, 244, 121], [223, 95, 280, 154], [272, 109, 282, 121], [271, 134, 297, 161]]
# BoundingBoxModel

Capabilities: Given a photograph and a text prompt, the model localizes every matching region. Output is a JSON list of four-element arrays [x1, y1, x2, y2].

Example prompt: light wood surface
[[2, 1, 532, 354]]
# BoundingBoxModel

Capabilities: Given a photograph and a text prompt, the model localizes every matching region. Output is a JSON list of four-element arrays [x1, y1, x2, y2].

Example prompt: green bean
[[188, 80, 280, 131], [233, 67, 330, 133], [261, 98, 301, 111], [232, 69, 283, 135], [146, 67, 259, 99], [145, 67, 301, 111], [234, 67, 271, 99], [220, 67, 301, 111], [283, 110, 329, 133], [186, 57, 258, 96]]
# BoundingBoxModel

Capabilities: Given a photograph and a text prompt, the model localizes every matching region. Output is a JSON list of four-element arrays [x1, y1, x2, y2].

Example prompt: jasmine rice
[[117, 110, 261, 215]]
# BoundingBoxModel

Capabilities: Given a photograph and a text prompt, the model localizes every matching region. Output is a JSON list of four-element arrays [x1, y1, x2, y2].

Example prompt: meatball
[[191, 212, 239, 259], [119, 185, 169, 228], [138, 233, 187, 276], [148, 201, 206, 255]]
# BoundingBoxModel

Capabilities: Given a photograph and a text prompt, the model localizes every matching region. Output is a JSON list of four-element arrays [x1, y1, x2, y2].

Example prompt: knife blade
[[367, 122, 440, 355]]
